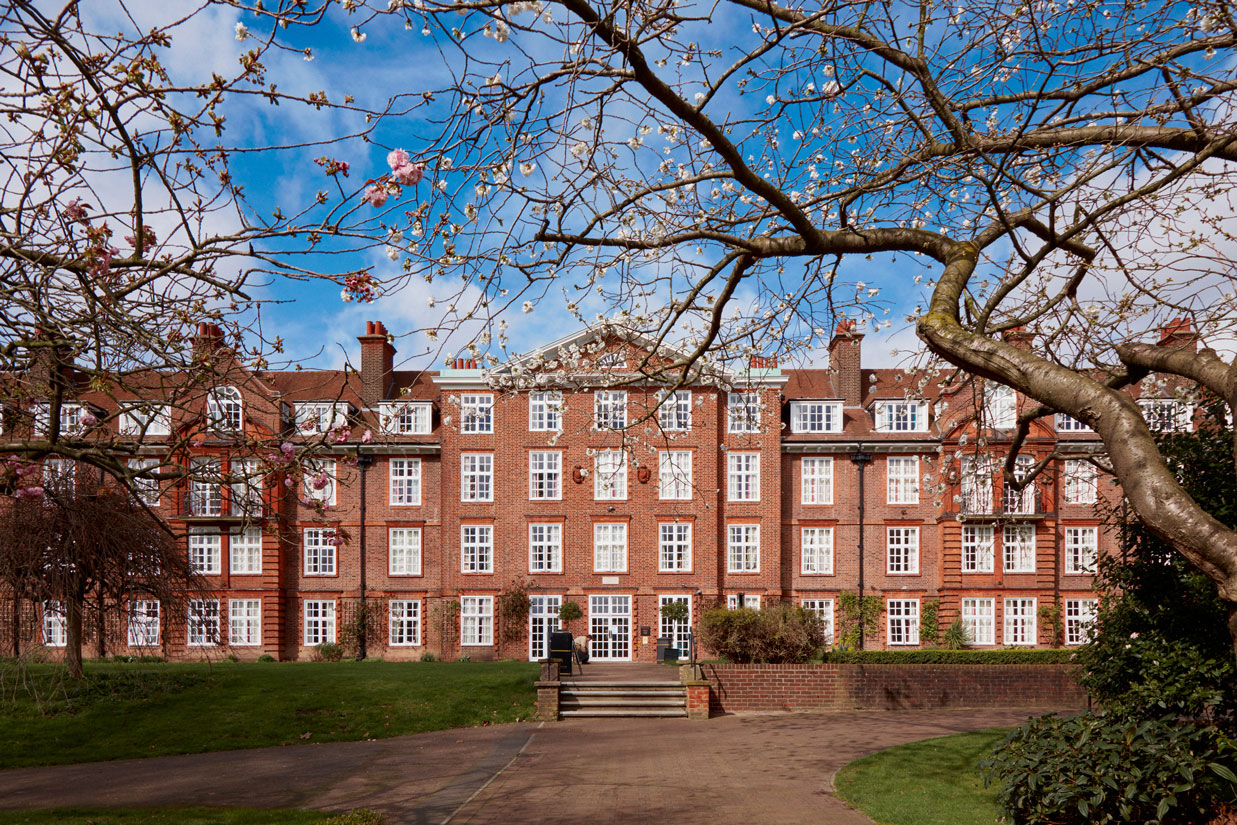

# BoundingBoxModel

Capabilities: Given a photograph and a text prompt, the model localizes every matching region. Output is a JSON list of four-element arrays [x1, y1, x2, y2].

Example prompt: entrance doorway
[[528, 595, 561, 661], [588, 595, 631, 660]]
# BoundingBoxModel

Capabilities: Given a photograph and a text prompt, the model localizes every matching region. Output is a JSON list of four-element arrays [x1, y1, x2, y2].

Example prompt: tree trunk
[[94, 585, 106, 660], [10, 593, 19, 658], [64, 596, 84, 679]]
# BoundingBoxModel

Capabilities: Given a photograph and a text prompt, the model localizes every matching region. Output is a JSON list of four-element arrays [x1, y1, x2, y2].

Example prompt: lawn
[[833, 729, 1009, 825], [0, 660, 538, 768]]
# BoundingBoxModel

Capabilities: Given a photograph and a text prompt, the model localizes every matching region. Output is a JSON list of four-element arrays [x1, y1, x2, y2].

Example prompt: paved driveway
[[1, 708, 1037, 824]]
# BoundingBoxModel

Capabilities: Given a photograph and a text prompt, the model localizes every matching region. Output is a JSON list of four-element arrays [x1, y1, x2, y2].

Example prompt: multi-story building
[[7, 318, 1200, 662]]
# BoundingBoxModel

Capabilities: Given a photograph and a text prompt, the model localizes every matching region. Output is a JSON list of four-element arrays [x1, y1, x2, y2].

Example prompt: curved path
[[1, 708, 1040, 824]]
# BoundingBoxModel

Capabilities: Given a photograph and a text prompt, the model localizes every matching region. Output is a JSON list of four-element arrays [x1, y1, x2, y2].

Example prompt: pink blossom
[[284, 477, 295, 487], [310, 471, 330, 490], [14, 486, 45, 500], [281, 442, 295, 457], [363, 185, 388, 208], [80, 412, 99, 428], [361, 429, 373, 444], [387, 149, 410, 170], [63, 198, 90, 222], [392, 162, 424, 186]]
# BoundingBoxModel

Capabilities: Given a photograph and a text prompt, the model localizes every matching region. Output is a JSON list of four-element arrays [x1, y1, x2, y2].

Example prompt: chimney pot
[[366, 321, 375, 335]]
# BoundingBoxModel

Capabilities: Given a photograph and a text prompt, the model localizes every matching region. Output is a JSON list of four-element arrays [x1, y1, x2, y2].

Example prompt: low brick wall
[[703, 663, 1087, 715]]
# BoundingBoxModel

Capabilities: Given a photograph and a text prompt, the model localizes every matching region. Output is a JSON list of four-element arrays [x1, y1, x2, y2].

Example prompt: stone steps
[[558, 680, 688, 719]]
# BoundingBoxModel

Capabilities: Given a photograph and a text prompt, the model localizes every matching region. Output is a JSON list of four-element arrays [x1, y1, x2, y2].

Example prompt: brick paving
[[0, 707, 1041, 825]]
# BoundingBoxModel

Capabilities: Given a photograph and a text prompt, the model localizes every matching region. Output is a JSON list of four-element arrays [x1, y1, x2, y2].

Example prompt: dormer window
[[790, 400, 842, 434], [119, 403, 171, 437], [207, 387, 243, 432], [873, 400, 928, 432], [1055, 414, 1093, 433], [31, 402, 88, 436], [294, 402, 351, 434], [380, 402, 432, 435]]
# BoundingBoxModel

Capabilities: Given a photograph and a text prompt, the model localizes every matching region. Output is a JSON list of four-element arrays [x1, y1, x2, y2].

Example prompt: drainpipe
[[850, 446, 873, 649], [356, 452, 374, 660]]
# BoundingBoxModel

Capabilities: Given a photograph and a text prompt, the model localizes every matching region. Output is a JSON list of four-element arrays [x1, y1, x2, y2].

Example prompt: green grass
[[0, 809, 330, 825], [834, 729, 1009, 825], [0, 660, 538, 768]]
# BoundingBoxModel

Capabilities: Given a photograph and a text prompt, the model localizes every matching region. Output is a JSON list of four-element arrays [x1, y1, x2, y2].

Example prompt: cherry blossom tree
[[316, 0, 1237, 655]]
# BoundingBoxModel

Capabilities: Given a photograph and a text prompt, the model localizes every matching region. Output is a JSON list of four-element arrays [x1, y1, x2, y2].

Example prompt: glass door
[[528, 595, 562, 661], [588, 595, 631, 660]]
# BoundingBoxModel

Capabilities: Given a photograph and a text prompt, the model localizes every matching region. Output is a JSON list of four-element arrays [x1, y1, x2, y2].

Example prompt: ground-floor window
[[886, 599, 919, 646], [461, 596, 493, 646], [229, 599, 261, 646], [800, 599, 834, 644], [188, 599, 220, 646], [528, 595, 561, 660], [727, 594, 762, 610], [1003, 598, 1037, 646], [589, 595, 632, 660], [128, 599, 160, 647], [304, 600, 336, 646], [42, 601, 66, 647], [389, 599, 421, 646], [960, 597, 995, 645], [1064, 598, 1098, 646]]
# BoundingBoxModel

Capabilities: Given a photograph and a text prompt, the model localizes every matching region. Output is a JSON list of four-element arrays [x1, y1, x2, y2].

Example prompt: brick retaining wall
[[702, 663, 1087, 715]]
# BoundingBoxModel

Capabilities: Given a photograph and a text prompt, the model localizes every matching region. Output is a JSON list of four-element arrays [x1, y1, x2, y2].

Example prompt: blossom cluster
[[340, 271, 377, 303], [362, 148, 424, 207]]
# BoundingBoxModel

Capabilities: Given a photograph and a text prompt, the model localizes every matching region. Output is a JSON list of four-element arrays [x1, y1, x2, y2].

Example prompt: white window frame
[[801, 526, 834, 575], [886, 526, 920, 575], [1003, 597, 1037, 646], [294, 402, 350, 434], [658, 522, 692, 572], [1065, 599, 1098, 646], [232, 458, 263, 517], [790, 400, 842, 433], [961, 525, 995, 574], [127, 599, 160, 647], [460, 596, 494, 646], [119, 403, 171, 437], [960, 456, 994, 514], [1138, 398, 1193, 432], [42, 601, 66, 647], [658, 390, 692, 432], [801, 457, 833, 505], [461, 453, 494, 502], [727, 452, 760, 502], [189, 457, 223, 516], [460, 393, 494, 433], [1055, 413, 1093, 433], [229, 598, 261, 646], [960, 598, 995, 645], [1003, 524, 1036, 573], [189, 528, 222, 575], [886, 456, 920, 505], [594, 390, 627, 430], [727, 594, 762, 610], [207, 386, 243, 432], [379, 402, 432, 435], [42, 457, 75, 494], [461, 524, 494, 573], [302, 458, 337, 507], [528, 391, 562, 432], [1064, 526, 1098, 575], [801, 598, 835, 644], [887, 599, 920, 646], [594, 449, 627, 500], [529, 523, 563, 573], [389, 458, 423, 506], [303, 528, 337, 576], [728, 392, 761, 433], [389, 527, 422, 576], [129, 458, 161, 506], [529, 451, 562, 501], [985, 382, 1017, 429], [304, 600, 337, 646], [873, 400, 928, 433], [1062, 460, 1097, 505], [658, 450, 693, 500], [1002, 455, 1036, 515], [187, 599, 220, 647], [727, 524, 760, 573], [593, 522, 628, 573], [35, 402, 87, 436], [230, 526, 263, 575], [389, 599, 422, 646]]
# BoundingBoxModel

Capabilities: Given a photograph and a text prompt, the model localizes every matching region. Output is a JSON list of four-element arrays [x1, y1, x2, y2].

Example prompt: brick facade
[[9, 318, 1170, 663]]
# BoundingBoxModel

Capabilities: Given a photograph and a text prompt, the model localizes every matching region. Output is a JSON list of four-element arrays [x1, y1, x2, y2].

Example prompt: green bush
[[981, 712, 1237, 825], [697, 603, 824, 663], [820, 648, 1073, 664], [419, 652, 438, 662], [323, 809, 385, 825], [257, 654, 276, 663], [313, 643, 343, 662]]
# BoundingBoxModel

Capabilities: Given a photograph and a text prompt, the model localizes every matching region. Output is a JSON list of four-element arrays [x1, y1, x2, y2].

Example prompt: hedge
[[819, 649, 1076, 664]]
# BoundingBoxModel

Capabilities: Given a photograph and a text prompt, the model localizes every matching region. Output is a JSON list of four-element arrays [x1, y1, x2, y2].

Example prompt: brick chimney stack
[[358, 321, 396, 406], [1002, 325, 1034, 350], [192, 322, 227, 363], [1158, 317, 1198, 351], [828, 319, 864, 407]]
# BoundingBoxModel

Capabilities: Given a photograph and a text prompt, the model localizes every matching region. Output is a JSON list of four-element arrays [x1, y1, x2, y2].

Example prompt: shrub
[[981, 712, 1237, 825], [257, 654, 276, 663], [697, 603, 824, 663], [558, 600, 584, 624], [313, 642, 343, 662], [322, 809, 384, 825], [419, 652, 437, 662], [941, 619, 970, 650], [820, 648, 1073, 664]]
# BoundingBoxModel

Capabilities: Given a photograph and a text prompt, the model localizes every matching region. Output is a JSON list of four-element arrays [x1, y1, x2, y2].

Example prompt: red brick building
[[12, 318, 1195, 662]]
